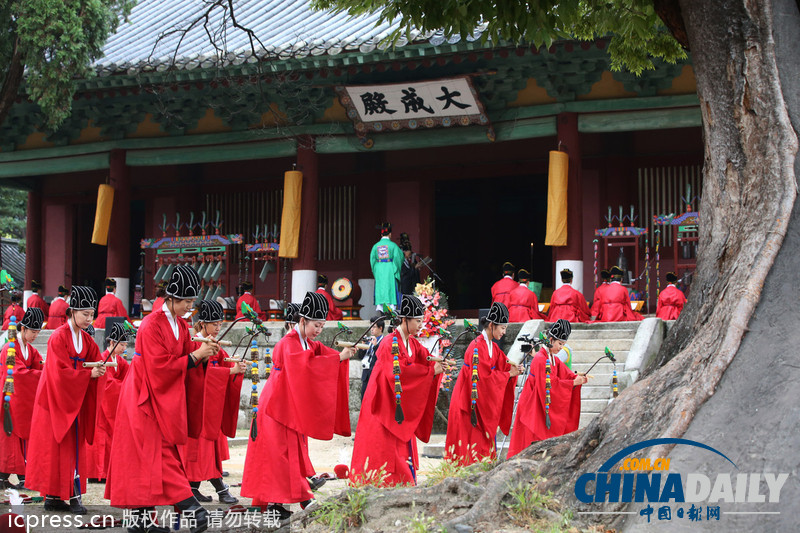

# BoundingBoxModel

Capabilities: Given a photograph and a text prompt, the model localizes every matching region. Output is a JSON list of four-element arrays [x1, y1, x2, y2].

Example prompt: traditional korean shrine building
[[0, 0, 702, 315]]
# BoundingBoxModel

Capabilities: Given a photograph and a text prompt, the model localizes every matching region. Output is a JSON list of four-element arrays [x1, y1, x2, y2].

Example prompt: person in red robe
[[0, 308, 45, 489], [178, 300, 244, 505], [25, 286, 105, 514], [597, 266, 644, 322], [46, 285, 69, 330], [2, 292, 24, 331], [590, 270, 611, 320], [241, 291, 352, 520], [507, 269, 546, 322], [547, 269, 591, 323], [445, 302, 521, 465], [105, 266, 219, 533], [508, 319, 586, 458], [656, 272, 687, 320], [94, 278, 129, 330], [490, 262, 518, 308], [235, 280, 266, 321], [85, 322, 131, 483], [25, 280, 49, 317], [350, 294, 444, 487], [315, 274, 343, 321]]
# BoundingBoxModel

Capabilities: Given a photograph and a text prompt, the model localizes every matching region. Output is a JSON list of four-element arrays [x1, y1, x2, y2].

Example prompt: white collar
[[68, 318, 83, 353], [244, 291, 252, 295], [162, 303, 180, 340], [294, 324, 308, 350], [17, 337, 28, 362], [482, 330, 493, 359], [504, 275, 513, 279], [611, 281, 622, 285], [397, 327, 413, 357], [667, 283, 676, 288], [562, 282, 572, 286]]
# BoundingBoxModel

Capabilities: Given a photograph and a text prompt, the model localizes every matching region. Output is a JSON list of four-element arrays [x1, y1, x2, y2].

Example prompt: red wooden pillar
[[292, 136, 319, 301], [25, 187, 43, 307], [107, 149, 132, 311], [554, 113, 585, 292]]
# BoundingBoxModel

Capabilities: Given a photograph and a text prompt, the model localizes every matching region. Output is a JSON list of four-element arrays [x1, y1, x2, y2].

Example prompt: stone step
[[565, 339, 634, 352], [571, 361, 621, 374], [582, 398, 613, 413], [580, 412, 599, 428], [568, 349, 628, 362], [567, 329, 640, 340], [580, 385, 617, 399], [556, 321, 641, 330]]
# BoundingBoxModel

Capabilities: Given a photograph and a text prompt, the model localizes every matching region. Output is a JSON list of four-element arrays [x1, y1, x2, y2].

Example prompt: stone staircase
[[564, 321, 640, 428]]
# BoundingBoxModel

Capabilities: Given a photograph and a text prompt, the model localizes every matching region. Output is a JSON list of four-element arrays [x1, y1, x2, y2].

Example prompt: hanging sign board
[[336, 76, 494, 148]]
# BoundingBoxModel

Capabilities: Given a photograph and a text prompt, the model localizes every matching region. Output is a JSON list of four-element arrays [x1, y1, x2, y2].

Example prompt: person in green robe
[[370, 222, 403, 310]]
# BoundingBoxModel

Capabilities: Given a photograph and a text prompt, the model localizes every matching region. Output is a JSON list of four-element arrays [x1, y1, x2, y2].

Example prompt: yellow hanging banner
[[279, 170, 303, 258], [91, 184, 114, 246], [545, 150, 568, 247]]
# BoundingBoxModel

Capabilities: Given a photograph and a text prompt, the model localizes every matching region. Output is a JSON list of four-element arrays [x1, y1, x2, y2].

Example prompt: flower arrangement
[[414, 278, 455, 345]]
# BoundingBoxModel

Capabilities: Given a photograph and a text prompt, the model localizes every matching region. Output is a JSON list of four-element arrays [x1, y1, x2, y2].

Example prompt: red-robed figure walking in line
[[445, 303, 521, 465], [315, 274, 343, 321], [106, 266, 220, 533], [26, 286, 105, 514], [508, 320, 587, 458], [547, 269, 591, 323], [25, 280, 49, 318], [350, 295, 444, 487], [507, 269, 547, 322], [242, 291, 352, 521], [2, 292, 24, 331], [94, 278, 130, 330], [0, 308, 45, 489], [656, 272, 687, 320], [46, 285, 69, 330], [235, 280, 266, 321], [490, 262, 518, 308], [590, 270, 611, 320], [85, 322, 131, 482], [597, 266, 643, 322], [179, 300, 244, 506]]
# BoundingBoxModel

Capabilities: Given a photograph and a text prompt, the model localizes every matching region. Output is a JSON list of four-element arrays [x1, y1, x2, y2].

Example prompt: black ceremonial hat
[[317, 274, 328, 285], [399, 294, 425, 319], [198, 300, 224, 323], [285, 303, 301, 324], [58, 285, 69, 295], [30, 280, 42, 290], [610, 266, 624, 278], [517, 269, 530, 281], [300, 291, 328, 320], [548, 319, 572, 341], [86, 324, 95, 336], [379, 222, 392, 235], [20, 307, 45, 330], [502, 262, 515, 274], [560, 268, 574, 282], [104, 278, 117, 289], [600, 270, 611, 280], [666, 272, 678, 283], [106, 322, 130, 342], [240, 280, 253, 291], [166, 265, 201, 299], [69, 286, 98, 310], [486, 302, 509, 326]]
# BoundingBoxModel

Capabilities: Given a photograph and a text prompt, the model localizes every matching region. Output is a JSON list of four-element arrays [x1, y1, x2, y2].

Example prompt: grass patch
[[407, 502, 445, 533], [425, 445, 498, 486], [503, 476, 574, 531], [312, 488, 368, 532]]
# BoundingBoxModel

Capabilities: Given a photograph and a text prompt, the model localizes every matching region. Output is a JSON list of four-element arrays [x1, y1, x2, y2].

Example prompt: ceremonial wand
[[580, 347, 616, 377], [426, 319, 479, 362], [337, 308, 398, 356]]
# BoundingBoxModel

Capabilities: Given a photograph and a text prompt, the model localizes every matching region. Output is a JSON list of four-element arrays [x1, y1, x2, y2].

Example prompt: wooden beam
[[125, 139, 297, 166], [0, 153, 109, 178], [578, 107, 702, 133]]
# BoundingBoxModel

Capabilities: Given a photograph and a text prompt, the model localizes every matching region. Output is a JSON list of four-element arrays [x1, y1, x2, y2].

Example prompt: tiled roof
[[97, 0, 487, 76]]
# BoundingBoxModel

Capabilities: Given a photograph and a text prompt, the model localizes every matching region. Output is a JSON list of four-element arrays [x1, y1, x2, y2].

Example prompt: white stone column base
[[291, 270, 317, 303], [555, 260, 584, 293], [111, 277, 130, 315]]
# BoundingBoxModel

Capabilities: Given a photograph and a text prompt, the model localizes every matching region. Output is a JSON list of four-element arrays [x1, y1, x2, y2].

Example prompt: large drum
[[331, 277, 362, 303]]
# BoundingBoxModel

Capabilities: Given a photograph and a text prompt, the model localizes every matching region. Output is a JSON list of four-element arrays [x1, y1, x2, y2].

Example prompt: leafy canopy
[[2, 0, 135, 129], [0, 186, 27, 246], [312, 0, 686, 74]]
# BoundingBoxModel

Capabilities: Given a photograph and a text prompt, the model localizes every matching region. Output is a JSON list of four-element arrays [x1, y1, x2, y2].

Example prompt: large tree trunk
[[271, 2, 799, 531], [0, 35, 24, 128]]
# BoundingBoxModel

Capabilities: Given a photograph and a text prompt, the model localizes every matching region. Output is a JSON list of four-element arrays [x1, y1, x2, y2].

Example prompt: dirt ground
[[5, 431, 448, 532]]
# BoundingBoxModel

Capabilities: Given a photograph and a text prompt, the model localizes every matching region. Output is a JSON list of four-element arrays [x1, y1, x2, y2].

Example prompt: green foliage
[[0, 185, 27, 247], [313, 488, 369, 532], [312, 0, 686, 74], [503, 476, 574, 530], [2, 0, 135, 129], [425, 448, 497, 486], [407, 502, 444, 533]]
